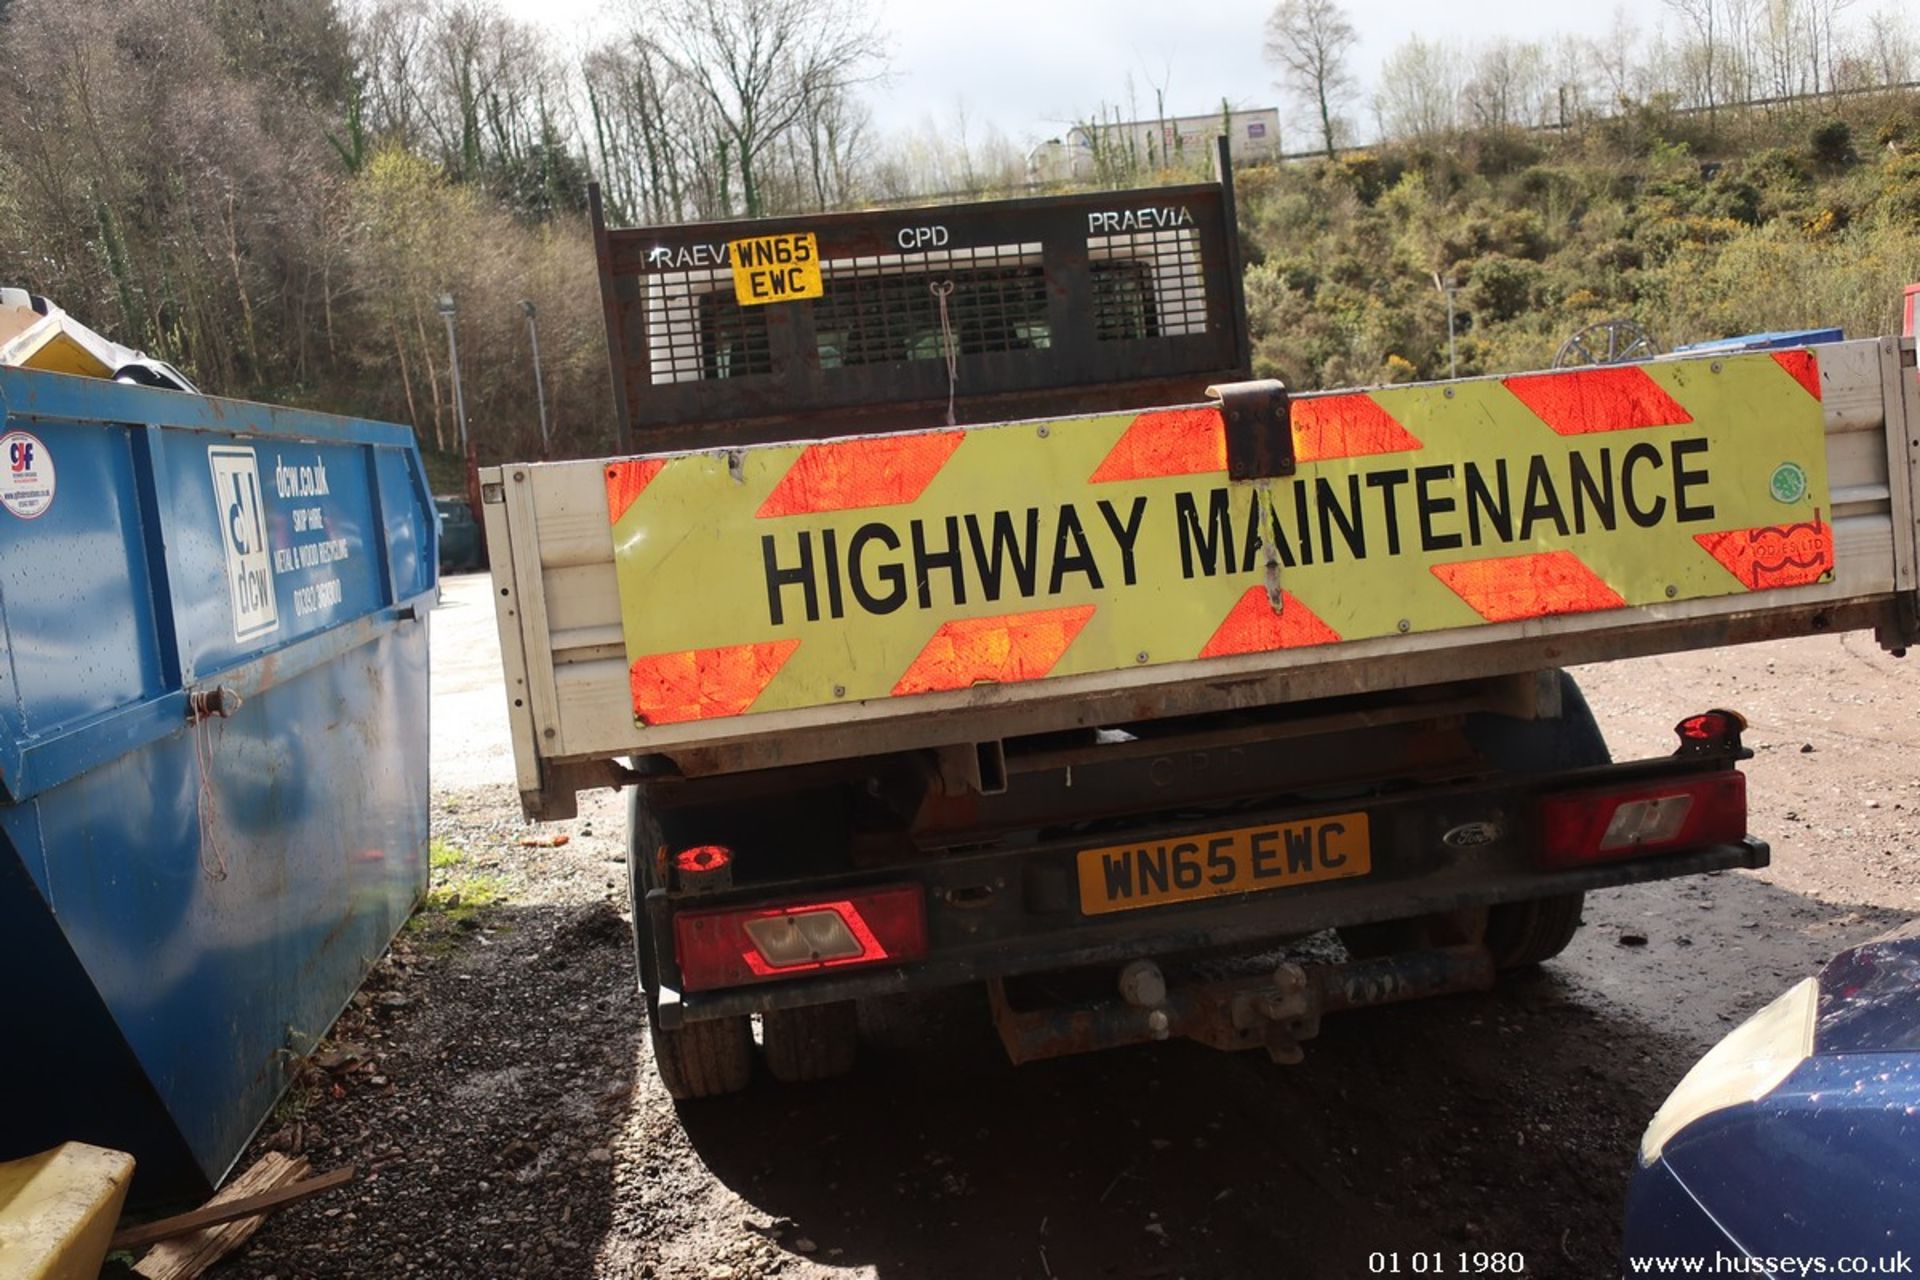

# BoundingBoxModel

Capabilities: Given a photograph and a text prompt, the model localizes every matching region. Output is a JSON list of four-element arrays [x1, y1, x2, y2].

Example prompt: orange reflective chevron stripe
[[628, 640, 800, 724], [605, 459, 666, 524], [1502, 367, 1693, 435], [1088, 407, 1221, 482], [893, 605, 1095, 696], [1291, 393, 1422, 463], [1695, 520, 1832, 589], [757, 431, 962, 518], [1771, 350, 1822, 400], [1431, 551, 1626, 622], [1199, 587, 1340, 658], [1090, 395, 1420, 483]]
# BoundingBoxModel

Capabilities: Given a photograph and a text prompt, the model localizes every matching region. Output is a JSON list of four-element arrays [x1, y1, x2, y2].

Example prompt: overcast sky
[[860, 0, 1665, 146], [513, 0, 1676, 149]]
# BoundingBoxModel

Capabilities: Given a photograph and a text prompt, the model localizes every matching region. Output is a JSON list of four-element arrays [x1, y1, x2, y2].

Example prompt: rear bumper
[[652, 840, 1765, 1025], [645, 755, 1767, 1027]]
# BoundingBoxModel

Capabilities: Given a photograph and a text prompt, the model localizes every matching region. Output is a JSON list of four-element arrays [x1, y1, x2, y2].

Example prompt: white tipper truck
[[481, 154, 1920, 1098]]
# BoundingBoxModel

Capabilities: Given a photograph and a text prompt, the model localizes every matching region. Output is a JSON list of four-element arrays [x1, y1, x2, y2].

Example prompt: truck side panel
[[484, 338, 1919, 809]]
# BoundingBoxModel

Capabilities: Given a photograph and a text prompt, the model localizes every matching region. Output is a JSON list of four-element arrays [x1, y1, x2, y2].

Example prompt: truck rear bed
[[485, 335, 1920, 817]]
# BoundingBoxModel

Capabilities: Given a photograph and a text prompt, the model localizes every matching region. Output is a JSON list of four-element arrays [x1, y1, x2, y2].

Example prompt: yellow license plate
[[1077, 812, 1371, 915], [729, 232, 823, 305]]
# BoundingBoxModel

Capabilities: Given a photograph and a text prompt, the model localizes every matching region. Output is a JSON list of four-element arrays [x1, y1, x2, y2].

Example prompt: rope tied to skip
[[189, 686, 241, 882]]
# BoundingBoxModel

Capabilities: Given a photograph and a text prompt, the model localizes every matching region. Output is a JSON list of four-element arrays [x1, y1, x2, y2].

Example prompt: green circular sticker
[[1770, 462, 1808, 504]]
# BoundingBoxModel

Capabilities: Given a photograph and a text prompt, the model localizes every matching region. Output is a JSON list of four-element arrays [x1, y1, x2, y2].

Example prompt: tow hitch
[[987, 945, 1496, 1066]]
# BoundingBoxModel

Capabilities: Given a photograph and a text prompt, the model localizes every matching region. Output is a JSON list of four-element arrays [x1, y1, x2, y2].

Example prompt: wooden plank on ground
[[120, 1153, 350, 1279], [121, 1165, 353, 1252], [126, 1153, 301, 1278]]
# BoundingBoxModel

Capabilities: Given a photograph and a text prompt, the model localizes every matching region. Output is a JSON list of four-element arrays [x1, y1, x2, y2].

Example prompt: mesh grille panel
[[643, 267, 773, 385], [816, 243, 1046, 368], [1088, 227, 1207, 341], [606, 179, 1248, 436]]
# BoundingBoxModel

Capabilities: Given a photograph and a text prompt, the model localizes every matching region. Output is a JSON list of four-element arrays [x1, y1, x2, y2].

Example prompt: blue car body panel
[[1624, 928, 1920, 1274], [1627, 1054, 1920, 1267], [0, 368, 436, 1202], [1814, 924, 1920, 1055], [1670, 328, 1847, 355]]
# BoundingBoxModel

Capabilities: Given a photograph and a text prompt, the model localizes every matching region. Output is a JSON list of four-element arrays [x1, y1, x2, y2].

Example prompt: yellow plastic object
[[0, 294, 120, 378], [0, 1142, 137, 1280]]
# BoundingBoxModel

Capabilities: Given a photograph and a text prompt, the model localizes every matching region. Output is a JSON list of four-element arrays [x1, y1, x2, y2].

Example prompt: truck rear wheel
[[762, 1001, 859, 1083], [630, 787, 753, 1100], [1337, 892, 1585, 970], [651, 1016, 753, 1100], [1482, 891, 1585, 969]]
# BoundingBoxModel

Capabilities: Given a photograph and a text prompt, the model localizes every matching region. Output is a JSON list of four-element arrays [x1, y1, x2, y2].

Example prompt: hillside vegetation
[[0, 0, 1914, 476], [1235, 94, 1920, 390]]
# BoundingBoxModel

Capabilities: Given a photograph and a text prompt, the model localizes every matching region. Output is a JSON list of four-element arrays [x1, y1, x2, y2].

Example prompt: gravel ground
[[213, 577, 1920, 1280]]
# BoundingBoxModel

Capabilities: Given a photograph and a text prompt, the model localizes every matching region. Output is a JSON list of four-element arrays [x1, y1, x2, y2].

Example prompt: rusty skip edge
[[987, 943, 1495, 1065]]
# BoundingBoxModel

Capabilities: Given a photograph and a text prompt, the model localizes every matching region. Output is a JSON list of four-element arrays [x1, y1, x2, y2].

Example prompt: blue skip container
[[0, 368, 436, 1201]]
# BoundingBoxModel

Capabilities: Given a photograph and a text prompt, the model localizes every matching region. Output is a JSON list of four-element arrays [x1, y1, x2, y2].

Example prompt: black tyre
[[1483, 891, 1585, 969], [625, 784, 668, 1007], [1460, 672, 1604, 971], [629, 786, 752, 1099], [626, 777, 859, 1097], [1343, 672, 1604, 970], [651, 1016, 754, 1100], [762, 1001, 859, 1084]]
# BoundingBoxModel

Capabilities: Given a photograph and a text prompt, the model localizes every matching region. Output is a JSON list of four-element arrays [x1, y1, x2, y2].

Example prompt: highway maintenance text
[[760, 438, 1717, 626]]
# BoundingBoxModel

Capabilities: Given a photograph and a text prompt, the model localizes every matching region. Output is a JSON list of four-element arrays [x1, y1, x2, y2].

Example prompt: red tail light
[[676, 845, 732, 875], [673, 844, 734, 892], [1674, 708, 1745, 750], [1539, 771, 1746, 866], [674, 884, 927, 992]]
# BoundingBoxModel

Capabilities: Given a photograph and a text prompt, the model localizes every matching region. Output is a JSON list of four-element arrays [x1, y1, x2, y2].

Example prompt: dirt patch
[[221, 788, 647, 1279], [545, 901, 632, 965]]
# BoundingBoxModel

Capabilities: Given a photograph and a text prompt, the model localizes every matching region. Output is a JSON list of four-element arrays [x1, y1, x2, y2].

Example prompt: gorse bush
[[1238, 91, 1920, 390]]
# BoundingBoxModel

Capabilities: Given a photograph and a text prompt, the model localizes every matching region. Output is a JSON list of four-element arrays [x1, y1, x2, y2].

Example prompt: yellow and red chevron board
[[604, 351, 1832, 726]]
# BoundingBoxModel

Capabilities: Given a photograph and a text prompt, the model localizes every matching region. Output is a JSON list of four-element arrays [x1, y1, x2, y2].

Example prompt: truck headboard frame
[[591, 139, 1252, 451]]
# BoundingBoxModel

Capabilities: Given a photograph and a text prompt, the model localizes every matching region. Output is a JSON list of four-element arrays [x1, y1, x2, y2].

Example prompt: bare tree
[[585, 0, 877, 221], [865, 103, 1027, 201], [353, 0, 577, 209], [584, 32, 710, 222], [1462, 39, 1549, 128], [1264, 0, 1357, 158], [1865, 5, 1917, 85], [1664, 0, 1725, 112], [1593, 8, 1644, 105], [792, 79, 869, 210], [647, 0, 883, 217], [1756, 0, 1807, 99], [1548, 35, 1597, 129], [1804, 0, 1859, 94], [1374, 37, 1460, 141]]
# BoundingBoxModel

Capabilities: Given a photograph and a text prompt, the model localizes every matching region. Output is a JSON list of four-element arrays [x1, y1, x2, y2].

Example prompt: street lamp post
[[435, 293, 469, 453], [521, 299, 550, 458], [1432, 272, 1459, 381]]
